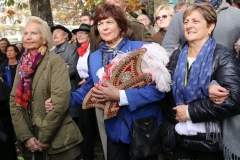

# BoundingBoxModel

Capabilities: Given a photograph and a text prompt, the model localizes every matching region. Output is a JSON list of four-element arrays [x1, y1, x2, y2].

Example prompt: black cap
[[51, 25, 72, 40]]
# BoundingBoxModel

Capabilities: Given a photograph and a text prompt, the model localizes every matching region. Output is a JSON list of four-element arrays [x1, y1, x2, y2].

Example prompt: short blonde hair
[[23, 16, 53, 49], [155, 4, 175, 18]]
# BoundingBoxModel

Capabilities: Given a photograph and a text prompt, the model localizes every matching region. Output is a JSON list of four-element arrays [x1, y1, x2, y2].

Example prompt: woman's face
[[76, 31, 89, 44], [0, 40, 8, 52], [6, 46, 17, 59], [97, 16, 122, 47], [184, 10, 214, 44], [156, 9, 172, 30], [23, 22, 44, 54]]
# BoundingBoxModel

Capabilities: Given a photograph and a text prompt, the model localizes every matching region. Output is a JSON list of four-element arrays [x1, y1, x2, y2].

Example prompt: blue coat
[[70, 39, 165, 143]]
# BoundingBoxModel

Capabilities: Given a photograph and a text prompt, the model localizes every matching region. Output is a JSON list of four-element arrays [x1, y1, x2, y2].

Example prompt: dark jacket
[[165, 43, 240, 152]]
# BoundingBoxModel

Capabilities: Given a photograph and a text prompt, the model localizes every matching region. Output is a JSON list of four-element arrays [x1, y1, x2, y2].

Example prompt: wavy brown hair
[[93, 3, 128, 38]]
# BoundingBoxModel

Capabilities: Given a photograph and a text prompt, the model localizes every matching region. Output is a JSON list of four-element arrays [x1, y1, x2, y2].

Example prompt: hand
[[92, 81, 120, 102], [45, 98, 53, 113], [25, 137, 40, 152], [208, 84, 229, 104], [234, 43, 239, 54], [36, 139, 49, 152], [78, 79, 86, 86], [66, 63, 69, 68], [173, 105, 188, 122]]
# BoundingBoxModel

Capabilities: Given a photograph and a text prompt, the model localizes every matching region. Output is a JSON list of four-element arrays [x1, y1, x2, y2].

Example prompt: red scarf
[[78, 41, 90, 57], [14, 45, 47, 108]]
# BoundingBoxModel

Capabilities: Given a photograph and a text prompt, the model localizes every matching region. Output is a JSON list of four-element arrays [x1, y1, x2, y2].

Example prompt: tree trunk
[[29, 0, 54, 27]]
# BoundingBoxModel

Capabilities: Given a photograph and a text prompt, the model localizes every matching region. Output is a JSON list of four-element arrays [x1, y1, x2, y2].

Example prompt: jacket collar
[[31, 50, 49, 95], [217, 0, 229, 13], [53, 41, 68, 53]]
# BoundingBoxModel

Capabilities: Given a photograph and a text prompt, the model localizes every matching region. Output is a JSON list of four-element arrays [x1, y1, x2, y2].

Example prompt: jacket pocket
[[50, 120, 78, 149]]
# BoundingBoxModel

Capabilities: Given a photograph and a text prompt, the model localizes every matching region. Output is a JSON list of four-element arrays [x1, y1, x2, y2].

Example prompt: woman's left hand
[[92, 81, 120, 102], [173, 105, 188, 122]]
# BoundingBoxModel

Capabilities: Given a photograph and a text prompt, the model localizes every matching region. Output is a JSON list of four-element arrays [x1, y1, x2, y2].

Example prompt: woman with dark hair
[[1, 45, 20, 87], [227, 0, 240, 8], [46, 3, 171, 160], [165, 3, 240, 160], [0, 67, 17, 160], [75, 4, 170, 159]]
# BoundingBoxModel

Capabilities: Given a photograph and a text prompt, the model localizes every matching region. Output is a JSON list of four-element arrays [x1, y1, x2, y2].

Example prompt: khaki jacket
[[10, 51, 83, 155]]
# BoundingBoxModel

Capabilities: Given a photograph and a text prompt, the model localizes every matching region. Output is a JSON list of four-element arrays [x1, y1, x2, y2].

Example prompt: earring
[[43, 41, 46, 45]]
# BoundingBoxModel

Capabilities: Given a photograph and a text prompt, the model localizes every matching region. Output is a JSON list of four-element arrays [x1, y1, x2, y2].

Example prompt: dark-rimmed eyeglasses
[[156, 15, 168, 21], [76, 31, 88, 36]]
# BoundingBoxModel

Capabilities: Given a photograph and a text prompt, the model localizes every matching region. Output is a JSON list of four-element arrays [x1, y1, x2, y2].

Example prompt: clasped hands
[[25, 137, 49, 152], [45, 81, 120, 113]]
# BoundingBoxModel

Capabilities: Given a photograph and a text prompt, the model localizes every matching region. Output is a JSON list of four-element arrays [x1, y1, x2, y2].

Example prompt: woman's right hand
[[25, 137, 40, 152], [78, 79, 86, 86], [209, 84, 229, 104], [45, 98, 53, 113]]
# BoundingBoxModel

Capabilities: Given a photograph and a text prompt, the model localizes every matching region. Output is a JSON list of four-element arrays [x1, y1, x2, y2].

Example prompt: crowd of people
[[1, 0, 240, 160]]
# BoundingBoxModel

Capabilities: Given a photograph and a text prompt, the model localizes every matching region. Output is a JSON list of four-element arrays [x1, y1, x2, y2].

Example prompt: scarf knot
[[78, 41, 90, 57], [100, 37, 127, 68]]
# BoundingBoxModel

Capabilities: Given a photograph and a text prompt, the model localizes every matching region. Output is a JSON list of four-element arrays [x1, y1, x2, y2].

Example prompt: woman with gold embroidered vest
[[165, 3, 240, 160], [9, 16, 82, 160], [65, 4, 170, 160]]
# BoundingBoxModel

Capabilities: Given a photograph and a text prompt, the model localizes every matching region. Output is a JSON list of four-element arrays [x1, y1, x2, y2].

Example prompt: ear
[[208, 23, 215, 35], [90, 20, 94, 26]]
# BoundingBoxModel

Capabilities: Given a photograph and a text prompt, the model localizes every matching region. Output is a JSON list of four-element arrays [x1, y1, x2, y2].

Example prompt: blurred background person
[[227, 0, 240, 8], [0, 67, 17, 160], [0, 38, 10, 64], [16, 43, 25, 58], [136, 14, 156, 35], [80, 12, 94, 26], [153, 4, 174, 45], [174, 1, 188, 12], [10, 16, 82, 160], [1, 45, 20, 87]]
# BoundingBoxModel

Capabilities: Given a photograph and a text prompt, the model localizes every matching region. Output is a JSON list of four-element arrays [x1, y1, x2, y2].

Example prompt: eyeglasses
[[156, 15, 168, 21]]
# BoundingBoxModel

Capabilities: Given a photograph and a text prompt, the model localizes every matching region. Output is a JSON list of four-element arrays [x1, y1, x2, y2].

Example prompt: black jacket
[[164, 43, 240, 152]]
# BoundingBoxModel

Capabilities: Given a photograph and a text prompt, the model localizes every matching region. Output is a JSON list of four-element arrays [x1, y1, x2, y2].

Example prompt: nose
[[102, 23, 108, 30]]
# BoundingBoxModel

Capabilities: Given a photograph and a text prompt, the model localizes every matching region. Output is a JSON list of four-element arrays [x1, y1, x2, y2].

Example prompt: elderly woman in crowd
[[165, 3, 240, 160], [9, 16, 82, 160], [1, 45, 20, 87], [72, 23, 95, 160], [152, 4, 174, 45]]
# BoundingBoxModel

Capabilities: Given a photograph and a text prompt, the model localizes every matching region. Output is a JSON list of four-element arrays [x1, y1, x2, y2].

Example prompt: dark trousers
[[173, 145, 224, 160], [107, 137, 158, 160], [78, 108, 96, 160]]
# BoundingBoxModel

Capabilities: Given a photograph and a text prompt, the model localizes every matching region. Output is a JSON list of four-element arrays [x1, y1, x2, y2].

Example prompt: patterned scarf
[[100, 37, 127, 69], [78, 41, 90, 57], [194, 0, 223, 10], [172, 37, 216, 105], [14, 45, 47, 108]]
